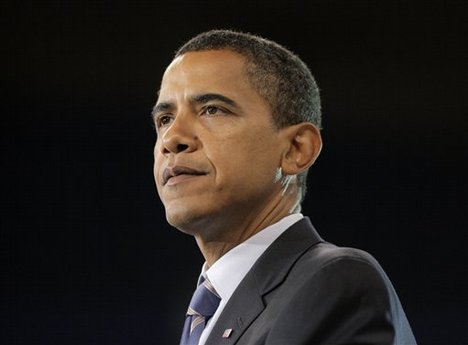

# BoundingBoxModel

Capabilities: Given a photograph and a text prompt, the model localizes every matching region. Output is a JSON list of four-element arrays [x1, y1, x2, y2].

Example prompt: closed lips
[[162, 166, 206, 185]]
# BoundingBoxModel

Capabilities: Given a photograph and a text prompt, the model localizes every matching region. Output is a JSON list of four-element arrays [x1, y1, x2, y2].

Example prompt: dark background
[[2, 0, 466, 344]]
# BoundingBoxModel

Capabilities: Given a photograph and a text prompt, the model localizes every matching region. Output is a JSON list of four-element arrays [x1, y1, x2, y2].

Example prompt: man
[[152, 30, 416, 345]]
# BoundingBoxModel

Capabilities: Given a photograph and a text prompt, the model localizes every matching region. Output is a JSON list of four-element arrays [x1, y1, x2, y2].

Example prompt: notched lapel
[[205, 217, 323, 345], [253, 217, 323, 295], [205, 280, 265, 345]]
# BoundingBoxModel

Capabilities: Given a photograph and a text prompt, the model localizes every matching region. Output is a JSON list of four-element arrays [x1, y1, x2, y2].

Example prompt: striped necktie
[[180, 278, 221, 345]]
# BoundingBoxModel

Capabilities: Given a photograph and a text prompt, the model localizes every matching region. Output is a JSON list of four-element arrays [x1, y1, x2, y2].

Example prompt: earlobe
[[280, 123, 322, 175]]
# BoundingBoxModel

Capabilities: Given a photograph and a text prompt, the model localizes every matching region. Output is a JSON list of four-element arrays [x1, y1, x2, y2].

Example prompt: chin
[[164, 204, 210, 234], [164, 198, 233, 239]]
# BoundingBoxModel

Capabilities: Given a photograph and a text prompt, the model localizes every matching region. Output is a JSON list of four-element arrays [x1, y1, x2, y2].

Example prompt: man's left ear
[[280, 122, 322, 175]]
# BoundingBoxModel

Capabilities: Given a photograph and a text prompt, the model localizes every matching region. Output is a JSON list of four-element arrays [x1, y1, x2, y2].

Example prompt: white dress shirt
[[197, 213, 304, 345]]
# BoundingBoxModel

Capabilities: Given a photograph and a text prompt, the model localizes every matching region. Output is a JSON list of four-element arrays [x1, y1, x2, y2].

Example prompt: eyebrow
[[152, 102, 173, 117], [152, 93, 239, 118], [192, 93, 238, 108]]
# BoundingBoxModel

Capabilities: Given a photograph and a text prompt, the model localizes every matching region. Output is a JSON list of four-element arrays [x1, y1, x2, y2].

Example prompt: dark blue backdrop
[[2, 1, 466, 344]]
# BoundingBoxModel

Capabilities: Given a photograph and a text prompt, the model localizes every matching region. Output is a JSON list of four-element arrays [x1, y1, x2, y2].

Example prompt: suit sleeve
[[266, 257, 400, 345]]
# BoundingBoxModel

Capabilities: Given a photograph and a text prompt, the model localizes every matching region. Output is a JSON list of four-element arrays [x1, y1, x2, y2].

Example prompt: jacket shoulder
[[261, 242, 416, 344], [303, 242, 383, 270]]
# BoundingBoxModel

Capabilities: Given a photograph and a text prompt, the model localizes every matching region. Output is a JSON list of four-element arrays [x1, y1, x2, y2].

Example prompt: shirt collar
[[201, 213, 303, 302]]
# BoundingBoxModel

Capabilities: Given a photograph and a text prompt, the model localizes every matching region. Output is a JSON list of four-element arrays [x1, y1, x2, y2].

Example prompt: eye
[[205, 106, 220, 115], [202, 105, 227, 116], [156, 114, 173, 128]]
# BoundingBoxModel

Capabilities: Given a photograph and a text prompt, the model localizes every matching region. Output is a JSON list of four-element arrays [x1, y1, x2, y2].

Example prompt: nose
[[160, 114, 197, 155]]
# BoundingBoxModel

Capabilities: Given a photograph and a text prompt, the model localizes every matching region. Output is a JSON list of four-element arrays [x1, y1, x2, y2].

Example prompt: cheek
[[153, 149, 164, 192], [153, 149, 158, 178], [208, 135, 279, 187], [153, 140, 162, 159]]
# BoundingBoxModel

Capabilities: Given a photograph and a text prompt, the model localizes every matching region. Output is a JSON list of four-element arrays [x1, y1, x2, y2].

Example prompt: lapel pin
[[222, 329, 233, 338]]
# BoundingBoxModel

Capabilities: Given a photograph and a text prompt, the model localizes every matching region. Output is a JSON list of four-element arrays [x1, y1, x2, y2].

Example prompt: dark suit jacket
[[204, 217, 416, 345]]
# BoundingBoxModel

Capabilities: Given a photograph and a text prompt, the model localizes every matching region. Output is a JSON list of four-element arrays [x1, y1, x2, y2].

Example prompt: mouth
[[162, 166, 206, 186]]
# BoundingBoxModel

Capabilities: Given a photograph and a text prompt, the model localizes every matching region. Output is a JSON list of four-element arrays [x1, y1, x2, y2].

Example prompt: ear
[[280, 122, 322, 176]]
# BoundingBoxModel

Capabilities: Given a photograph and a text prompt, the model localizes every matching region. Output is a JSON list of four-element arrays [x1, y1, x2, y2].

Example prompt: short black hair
[[175, 30, 322, 200]]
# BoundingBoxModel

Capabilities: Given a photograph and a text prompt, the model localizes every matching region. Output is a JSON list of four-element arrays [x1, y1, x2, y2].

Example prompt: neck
[[195, 186, 301, 267]]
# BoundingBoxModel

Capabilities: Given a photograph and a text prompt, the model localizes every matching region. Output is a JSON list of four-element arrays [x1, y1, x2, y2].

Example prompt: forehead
[[158, 50, 254, 99]]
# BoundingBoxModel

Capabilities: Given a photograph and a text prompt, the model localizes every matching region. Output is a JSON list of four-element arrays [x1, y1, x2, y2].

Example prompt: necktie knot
[[180, 278, 221, 345], [187, 279, 221, 318]]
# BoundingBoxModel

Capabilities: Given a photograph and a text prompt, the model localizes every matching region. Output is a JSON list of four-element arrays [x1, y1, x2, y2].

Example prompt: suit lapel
[[205, 217, 323, 345]]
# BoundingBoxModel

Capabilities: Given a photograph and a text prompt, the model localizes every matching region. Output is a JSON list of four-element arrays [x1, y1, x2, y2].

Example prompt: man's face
[[153, 50, 285, 234]]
